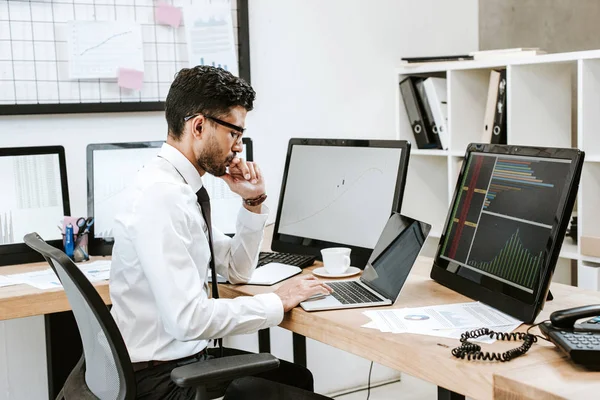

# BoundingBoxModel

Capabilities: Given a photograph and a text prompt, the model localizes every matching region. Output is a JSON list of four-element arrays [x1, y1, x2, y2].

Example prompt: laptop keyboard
[[327, 281, 382, 304], [257, 252, 316, 269]]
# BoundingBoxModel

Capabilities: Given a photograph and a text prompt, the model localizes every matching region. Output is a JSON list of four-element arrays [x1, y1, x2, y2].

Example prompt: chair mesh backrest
[[24, 233, 134, 400]]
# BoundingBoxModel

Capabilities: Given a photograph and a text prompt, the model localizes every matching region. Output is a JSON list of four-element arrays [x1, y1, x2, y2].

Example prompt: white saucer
[[312, 266, 361, 279]]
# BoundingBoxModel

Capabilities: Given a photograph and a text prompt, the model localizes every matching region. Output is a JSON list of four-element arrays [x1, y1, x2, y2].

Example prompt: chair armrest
[[171, 353, 280, 388]]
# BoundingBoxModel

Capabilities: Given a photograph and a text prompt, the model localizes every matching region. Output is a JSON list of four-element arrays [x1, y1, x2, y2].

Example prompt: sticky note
[[155, 2, 182, 28], [117, 68, 144, 91]]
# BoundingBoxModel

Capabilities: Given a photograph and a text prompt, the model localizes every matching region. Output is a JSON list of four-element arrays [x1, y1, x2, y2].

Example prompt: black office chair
[[24, 233, 279, 400]]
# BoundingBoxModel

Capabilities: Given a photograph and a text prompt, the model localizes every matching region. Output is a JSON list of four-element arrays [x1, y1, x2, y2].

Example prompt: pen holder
[[62, 216, 90, 263]]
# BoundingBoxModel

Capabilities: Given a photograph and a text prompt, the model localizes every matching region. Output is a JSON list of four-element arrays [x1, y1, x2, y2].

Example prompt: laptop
[[300, 213, 431, 312]]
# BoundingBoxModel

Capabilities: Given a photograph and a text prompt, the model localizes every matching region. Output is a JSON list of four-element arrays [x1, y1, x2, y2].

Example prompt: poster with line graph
[[278, 145, 402, 249], [0, 0, 244, 111], [67, 21, 144, 79], [440, 152, 572, 291]]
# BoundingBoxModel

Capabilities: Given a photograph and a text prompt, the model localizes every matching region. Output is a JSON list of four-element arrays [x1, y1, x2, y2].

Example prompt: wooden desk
[[0, 257, 111, 321], [494, 360, 600, 400], [220, 257, 600, 400], [2, 251, 600, 399]]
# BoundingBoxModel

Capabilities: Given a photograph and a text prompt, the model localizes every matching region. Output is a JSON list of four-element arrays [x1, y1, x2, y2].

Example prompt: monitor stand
[[547, 290, 553, 301]]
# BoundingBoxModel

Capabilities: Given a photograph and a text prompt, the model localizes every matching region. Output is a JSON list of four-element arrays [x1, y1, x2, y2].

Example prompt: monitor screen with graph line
[[271, 138, 411, 269], [0, 146, 71, 266], [87, 138, 253, 255], [431, 143, 584, 323]]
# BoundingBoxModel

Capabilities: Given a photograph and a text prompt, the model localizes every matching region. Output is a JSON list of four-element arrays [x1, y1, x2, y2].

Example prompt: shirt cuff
[[238, 204, 270, 231], [255, 292, 284, 327]]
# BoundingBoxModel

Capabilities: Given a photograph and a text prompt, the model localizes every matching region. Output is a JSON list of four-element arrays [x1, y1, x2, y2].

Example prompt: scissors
[[76, 217, 94, 238]]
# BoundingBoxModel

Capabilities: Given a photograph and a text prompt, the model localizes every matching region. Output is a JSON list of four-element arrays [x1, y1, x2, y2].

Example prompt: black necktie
[[196, 186, 219, 299], [196, 186, 223, 355]]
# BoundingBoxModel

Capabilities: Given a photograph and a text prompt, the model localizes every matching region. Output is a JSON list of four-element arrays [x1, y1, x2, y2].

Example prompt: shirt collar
[[158, 143, 204, 193]]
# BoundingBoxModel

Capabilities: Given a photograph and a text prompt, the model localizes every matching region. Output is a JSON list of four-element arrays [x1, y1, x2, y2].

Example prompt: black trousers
[[134, 347, 330, 400]]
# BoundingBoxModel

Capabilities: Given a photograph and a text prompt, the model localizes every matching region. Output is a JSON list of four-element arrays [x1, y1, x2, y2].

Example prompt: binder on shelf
[[399, 77, 437, 149], [481, 70, 501, 143], [415, 79, 442, 149], [423, 77, 449, 150], [491, 69, 507, 145]]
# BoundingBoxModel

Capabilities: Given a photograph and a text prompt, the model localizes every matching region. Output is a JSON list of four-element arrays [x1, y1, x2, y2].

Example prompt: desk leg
[[438, 386, 465, 400], [258, 329, 271, 353], [293, 333, 307, 367]]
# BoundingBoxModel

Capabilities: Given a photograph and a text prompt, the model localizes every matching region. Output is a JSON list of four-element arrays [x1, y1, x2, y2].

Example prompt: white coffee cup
[[321, 247, 351, 275]]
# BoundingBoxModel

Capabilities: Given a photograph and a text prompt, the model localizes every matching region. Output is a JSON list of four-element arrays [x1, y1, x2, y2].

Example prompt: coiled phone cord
[[451, 323, 549, 362]]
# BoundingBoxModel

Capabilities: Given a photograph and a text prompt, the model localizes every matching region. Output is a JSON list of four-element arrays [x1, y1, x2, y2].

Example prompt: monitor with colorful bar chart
[[439, 152, 572, 293], [431, 144, 584, 323]]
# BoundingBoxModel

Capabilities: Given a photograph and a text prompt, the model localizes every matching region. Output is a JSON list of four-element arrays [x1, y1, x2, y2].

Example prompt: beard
[[197, 136, 234, 177]]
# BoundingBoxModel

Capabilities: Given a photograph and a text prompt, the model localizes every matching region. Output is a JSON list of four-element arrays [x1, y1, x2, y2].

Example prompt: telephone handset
[[540, 304, 600, 369]]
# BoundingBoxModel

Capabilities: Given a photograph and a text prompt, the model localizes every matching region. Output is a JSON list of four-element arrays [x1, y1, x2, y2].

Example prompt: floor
[[331, 374, 437, 400]]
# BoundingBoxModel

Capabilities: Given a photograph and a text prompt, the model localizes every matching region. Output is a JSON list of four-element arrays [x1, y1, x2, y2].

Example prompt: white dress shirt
[[109, 143, 283, 362]]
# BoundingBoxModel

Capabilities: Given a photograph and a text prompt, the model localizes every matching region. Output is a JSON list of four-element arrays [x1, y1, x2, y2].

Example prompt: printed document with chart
[[184, 0, 238, 76], [363, 302, 523, 343]]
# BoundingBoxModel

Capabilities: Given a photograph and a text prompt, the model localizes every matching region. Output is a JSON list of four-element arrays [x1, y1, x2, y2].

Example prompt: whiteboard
[[0, 0, 244, 109]]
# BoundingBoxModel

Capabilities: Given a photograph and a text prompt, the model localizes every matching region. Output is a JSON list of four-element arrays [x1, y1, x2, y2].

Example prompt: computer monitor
[[431, 143, 584, 323], [87, 139, 253, 255], [0, 146, 70, 266], [271, 138, 411, 268]]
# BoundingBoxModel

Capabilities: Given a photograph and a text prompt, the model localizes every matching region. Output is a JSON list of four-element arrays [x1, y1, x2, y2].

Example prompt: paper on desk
[[362, 321, 379, 330], [0, 275, 17, 288], [5, 261, 112, 290], [363, 302, 522, 343], [7, 269, 62, 290], [79, 260, 111, 282]]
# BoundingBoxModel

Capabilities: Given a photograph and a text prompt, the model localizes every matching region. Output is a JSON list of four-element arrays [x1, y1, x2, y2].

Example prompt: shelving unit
[[396, 49, 600, 291]]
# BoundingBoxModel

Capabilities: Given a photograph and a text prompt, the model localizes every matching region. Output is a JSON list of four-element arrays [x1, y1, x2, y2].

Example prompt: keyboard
[[327, 281, 382, 305], [257, 252, 316, 269]]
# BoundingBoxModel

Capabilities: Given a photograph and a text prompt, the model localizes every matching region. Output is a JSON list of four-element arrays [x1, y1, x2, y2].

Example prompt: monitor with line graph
[[271, 138, 411, 268], [431, 143, 584, 323], [0, 146, 70, 266], [87, 139, 253, 256]]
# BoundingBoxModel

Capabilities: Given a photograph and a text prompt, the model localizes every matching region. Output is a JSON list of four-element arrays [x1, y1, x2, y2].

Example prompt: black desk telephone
[[540, 304, 600, 369], [452, 305, 600, 369]]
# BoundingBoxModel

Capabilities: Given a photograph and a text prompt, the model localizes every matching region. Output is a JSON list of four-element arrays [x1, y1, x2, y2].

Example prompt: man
[[109, 66, 332, 399]]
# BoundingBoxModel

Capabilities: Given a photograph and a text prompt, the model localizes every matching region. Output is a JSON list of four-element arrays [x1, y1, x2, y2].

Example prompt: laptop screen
[[360, 214, 431, 301]]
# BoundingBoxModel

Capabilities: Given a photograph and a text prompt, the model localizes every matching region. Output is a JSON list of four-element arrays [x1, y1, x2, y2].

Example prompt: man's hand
[[274, 275, 334, 312], [221, 158, 265, 200]]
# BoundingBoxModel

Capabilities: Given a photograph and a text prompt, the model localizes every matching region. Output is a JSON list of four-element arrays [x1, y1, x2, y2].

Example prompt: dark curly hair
[[165, 66, 256, 139]]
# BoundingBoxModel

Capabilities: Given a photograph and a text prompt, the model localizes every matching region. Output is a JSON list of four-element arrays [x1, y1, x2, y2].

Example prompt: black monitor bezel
[[271, 138, 411, 268], [87, 138, 254, 255], [430, 143, 584, 323], [0, 146, 71, 266]]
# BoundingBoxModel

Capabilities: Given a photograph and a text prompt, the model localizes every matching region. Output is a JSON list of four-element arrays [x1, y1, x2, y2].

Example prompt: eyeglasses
[[183, 113, 246, 134]]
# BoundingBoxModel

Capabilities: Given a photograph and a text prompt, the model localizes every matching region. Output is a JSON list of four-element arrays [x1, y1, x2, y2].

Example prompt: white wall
[[246, 0, 478, 223], [0, 0, 477, 398]]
